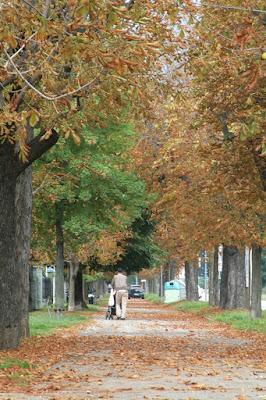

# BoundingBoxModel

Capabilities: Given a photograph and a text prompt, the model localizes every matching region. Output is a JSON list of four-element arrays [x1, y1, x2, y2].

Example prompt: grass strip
[[144, 293, 163, 303], [212, 310, 266, 334], [29, 305, 98, 336], [145, 296, 266, 334], [172, 300, 265, 333], [173, 300, 210, 312]]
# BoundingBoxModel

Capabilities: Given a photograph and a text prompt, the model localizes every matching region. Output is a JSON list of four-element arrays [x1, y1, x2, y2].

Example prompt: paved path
[[0, 299, 265, 400]]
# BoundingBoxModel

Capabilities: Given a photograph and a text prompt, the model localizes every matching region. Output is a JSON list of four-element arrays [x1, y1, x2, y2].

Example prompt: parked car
[[128, 285, 144, 299], [88, 286, 95, 304]]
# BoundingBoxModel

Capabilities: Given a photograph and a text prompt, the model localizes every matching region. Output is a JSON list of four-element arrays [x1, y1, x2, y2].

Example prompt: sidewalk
[[0, 299, 265, 400]]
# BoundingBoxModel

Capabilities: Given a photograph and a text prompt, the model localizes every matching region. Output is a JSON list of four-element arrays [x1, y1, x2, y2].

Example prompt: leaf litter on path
[[0, 299, 265, 400]]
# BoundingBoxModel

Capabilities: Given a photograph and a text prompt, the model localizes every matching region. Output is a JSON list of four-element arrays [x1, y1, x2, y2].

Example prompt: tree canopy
[[0, 0, 183, 163], [32, 121, 147, 264]]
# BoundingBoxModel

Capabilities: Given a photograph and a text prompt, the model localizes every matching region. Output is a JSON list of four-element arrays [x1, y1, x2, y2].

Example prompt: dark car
[[128, 285, 144, 299]]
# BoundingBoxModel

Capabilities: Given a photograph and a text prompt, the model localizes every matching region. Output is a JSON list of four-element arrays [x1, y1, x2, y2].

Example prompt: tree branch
[[200, 3, 266, 14], [15, 128, 59, 176], [4, 49, 103, 101]]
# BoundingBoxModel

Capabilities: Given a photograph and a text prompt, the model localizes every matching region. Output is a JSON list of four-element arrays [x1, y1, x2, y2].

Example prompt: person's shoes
[[117, 316, 121, 319], [121, 317, 125, 320]]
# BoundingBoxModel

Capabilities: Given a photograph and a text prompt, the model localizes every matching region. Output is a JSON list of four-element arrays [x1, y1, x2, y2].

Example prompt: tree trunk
[[0, 127, 58, 350], [250, 244, 262, 319], [185, 261, 199, 302], [68, 255, 80, 312], [168, 257, 177, 281], [209, 246, 219, 306], [219, 245, 246, 310], [0, 142, 32, 349], [75, 269, 88, 308], [55, 205, 65, 311], [82, 272, 89, 305]]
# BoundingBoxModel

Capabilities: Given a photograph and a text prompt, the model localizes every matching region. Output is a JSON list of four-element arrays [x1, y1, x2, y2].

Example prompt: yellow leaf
[[29, 110, 39, 127]]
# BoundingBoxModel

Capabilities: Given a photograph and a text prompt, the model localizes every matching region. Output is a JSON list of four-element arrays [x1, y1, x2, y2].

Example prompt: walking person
[[111, 267, 128, 320]]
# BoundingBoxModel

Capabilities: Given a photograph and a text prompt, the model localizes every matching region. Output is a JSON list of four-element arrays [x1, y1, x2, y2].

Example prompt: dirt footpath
[[0, 299, 265, 400]]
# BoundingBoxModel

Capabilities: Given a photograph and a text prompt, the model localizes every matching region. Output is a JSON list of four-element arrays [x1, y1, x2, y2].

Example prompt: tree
[[32, 122, 148, 310], [86, 208, 164, 276], [113, 209, 164, 274], [185, 261, 199, 302], [132, 1, 265, 311], [183, 0, 265, 313], [262, 250, 266, 288], [209, 246, 219, 307], [68, 253, 80, 312], [0, 0, 183, 349], [251, 244, 262, 318], [219, 246, 247, 309]]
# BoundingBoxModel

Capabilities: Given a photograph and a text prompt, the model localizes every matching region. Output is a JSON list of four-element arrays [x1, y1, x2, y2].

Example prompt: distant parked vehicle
[[128, 285, 144, 299], [88, 286, 95, 304]]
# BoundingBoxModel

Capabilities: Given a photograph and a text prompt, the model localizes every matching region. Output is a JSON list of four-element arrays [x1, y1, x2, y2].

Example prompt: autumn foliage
[[133, 0, 266, 262]]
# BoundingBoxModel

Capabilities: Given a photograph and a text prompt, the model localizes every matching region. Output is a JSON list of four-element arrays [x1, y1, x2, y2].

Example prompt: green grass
[[86, 304, 99, 312], [29, 310, 89, 336], [213, 310, 266, 334], [0, 310, 96, 386], [172, 301, 265, 333], [0, 357, 30, 370], [145, 297, 266, 334], [173, 300, 210, 312], [0, 357, 31, 385], [95, 295, 110, 306], [144, 293, 163, 303]]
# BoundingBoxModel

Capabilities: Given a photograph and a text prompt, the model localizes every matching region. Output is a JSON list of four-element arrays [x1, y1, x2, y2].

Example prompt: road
[[0, 299, 265, 400]]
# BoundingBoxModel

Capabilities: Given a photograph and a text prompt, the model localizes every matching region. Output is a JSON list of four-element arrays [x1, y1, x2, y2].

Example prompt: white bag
[[108, 288, 115, 306]]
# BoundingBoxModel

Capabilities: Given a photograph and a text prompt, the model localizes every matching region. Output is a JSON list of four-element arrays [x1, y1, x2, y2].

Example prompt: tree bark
[[219, 245, 247, 310], [68, 254, 80, 312], [82, 272, 89, 305], [0, 126, 58, 350], [250, 244, 262, 319], [55, 205, 65, 311], [0, 143, 31, 349], [185, 261, 199, 302], [209, 246, 219, 306], [168, 257, 177, 281]]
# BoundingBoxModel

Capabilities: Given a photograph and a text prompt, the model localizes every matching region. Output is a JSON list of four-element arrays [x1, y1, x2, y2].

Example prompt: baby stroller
[[106, 288, 116, 320]]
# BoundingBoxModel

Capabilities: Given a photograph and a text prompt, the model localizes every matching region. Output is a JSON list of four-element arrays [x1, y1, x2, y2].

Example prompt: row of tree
[[0, 1, 264, 351], [133, 0, 265, 317], [0, 0, 183, 350]]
